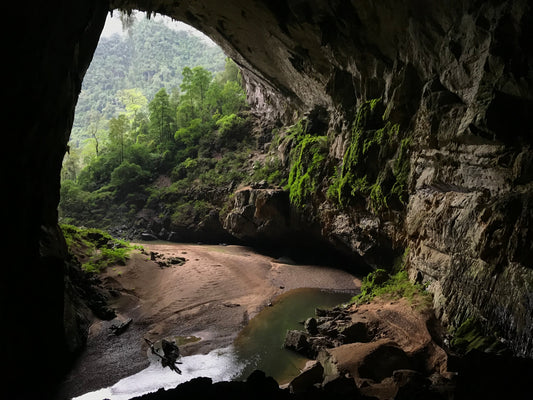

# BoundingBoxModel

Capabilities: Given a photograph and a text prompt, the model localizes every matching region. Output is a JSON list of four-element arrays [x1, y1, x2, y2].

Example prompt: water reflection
[[233, 288, 354, 383]]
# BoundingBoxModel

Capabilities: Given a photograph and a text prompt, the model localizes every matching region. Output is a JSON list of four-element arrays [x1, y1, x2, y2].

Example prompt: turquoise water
[[233, 288, 354, 383]]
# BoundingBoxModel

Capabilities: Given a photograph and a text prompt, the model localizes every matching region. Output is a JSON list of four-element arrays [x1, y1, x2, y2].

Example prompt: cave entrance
[[57, 9, 366, 400]]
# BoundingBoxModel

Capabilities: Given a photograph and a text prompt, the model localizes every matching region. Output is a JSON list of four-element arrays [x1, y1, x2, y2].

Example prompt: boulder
[[393, 370, 432, 400], [358, 344, 412, 382], [308, 336, 335, 357], [223, 187, 291, 242], [304, 317, 318, 335], [317, 320, 338, 336], [338, 321, 370, 344], [284, 330, 310, 356], [321, 373, 359, 397], [141, 232, 158, 241], [289, 361, 324, 394]]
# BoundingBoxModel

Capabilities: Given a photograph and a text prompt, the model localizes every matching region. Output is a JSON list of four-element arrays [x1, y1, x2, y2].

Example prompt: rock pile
[[284, 298, 453, 399], [149, 251, 187, 268]]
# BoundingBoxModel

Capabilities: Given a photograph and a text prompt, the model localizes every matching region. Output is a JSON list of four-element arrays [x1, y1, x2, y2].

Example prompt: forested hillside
[[59, 17, 287, 241], [70, 17, 225, 147]]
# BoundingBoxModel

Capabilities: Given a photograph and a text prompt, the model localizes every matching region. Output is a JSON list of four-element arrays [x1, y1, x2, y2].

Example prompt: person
[[145, 338, 182, 374]]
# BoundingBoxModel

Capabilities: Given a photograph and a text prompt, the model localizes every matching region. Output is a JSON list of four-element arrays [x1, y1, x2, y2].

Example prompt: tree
[[61, 144, 81, 181], [179, 66, 212, 123], [216, 58, 243, 86], [206, 59, 247, 116], [117, 88, 148, 120], [109, 114, 130, 163], [86, 109, 105, 158], [110, 161, 149, 199], [220, 81, 247, 115], [149, 88, 175, 146]]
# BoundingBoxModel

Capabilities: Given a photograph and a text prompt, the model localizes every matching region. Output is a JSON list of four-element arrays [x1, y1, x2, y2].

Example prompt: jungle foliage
[[60, 57, 250, 230], [71, 17, 225, 144]]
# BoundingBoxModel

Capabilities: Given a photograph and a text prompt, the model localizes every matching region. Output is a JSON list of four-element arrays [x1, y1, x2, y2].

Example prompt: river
[[74, 288, 355, 400], [63, 242, 360, 399]]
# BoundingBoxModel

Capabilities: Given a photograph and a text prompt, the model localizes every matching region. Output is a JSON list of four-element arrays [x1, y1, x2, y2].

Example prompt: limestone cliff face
[[7, 0, 533, 394], [129, 0, 531, 356]]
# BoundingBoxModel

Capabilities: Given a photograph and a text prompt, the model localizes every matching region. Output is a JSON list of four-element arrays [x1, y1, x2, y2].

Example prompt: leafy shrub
[[351, 249, 431, 306], [251, 156, 286, 186], [171, 200, 214, 226], [352, 269, 422, 304], [216, 113, 243, 134], [110, 161, 150, 198], [59, 180, 91, 216]]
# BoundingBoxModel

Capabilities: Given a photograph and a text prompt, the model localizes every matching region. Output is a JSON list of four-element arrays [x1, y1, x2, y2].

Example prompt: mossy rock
[[451, 318, 506, 355]]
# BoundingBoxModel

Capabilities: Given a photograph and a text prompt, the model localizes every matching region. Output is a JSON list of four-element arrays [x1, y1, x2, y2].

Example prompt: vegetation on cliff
[[351, 249, 431, 308], [328, 98, 410, 212], [277, 98, 411, 217], [284, 121, 328, 208], [352, 269, 429, 306], [450, 317, 507, 355]]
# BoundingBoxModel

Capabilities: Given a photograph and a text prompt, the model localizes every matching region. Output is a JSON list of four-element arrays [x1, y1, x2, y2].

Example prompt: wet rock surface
[[281, 298, 533, 400], [282, 299, 451, 398], [224, 186, 291, 242]]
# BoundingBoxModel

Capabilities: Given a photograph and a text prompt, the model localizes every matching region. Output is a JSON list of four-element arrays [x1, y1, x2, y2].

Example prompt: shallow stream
[[233, 288, 354, 383], [74, 288, 354, 400]]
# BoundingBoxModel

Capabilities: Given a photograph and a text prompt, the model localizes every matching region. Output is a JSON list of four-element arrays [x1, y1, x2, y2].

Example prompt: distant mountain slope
[[72, 17, 226, 142]]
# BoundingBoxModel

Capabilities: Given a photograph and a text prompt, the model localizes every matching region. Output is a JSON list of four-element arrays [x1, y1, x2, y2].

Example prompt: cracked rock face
[[117, 0, 533, 357], [8, 0, 533, 394]]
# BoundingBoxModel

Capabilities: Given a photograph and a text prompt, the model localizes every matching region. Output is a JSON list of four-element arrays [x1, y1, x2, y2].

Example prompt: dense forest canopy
[[70, 16, 226, 148]]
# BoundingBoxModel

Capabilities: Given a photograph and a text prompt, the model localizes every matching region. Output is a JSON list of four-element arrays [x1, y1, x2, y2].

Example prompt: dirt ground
[[58, 242, 360, 399]]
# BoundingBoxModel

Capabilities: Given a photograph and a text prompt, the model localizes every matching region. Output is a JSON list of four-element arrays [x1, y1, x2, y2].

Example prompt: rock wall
[[5, 1, 109, 397], [112, 0, 532, 357], [5, 0, 533, 396]]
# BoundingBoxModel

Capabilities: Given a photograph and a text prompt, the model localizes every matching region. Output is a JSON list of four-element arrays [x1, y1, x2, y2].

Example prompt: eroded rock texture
[[6, 0, 533, 397], [123, 0, 532, 357]]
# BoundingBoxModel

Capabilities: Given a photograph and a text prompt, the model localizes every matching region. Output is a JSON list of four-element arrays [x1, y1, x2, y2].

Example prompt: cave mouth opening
[[60, 10, 366, 396], [60, 9, 240, 246], [60, 8, 366, 273]]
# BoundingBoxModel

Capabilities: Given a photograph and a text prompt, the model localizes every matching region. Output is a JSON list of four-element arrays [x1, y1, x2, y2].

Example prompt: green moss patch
[[283, 121, 328, 208], [450, 318, 506, 355], [61, 224, 140, 273], [328, 98, 410, 212]]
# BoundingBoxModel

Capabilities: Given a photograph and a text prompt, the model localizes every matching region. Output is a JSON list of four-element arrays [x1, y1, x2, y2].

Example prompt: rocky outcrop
[[224, 186, 292, 242], [283, 298, 533, 399], [282, 298, 452, 399], [153, 0, 532, 357]]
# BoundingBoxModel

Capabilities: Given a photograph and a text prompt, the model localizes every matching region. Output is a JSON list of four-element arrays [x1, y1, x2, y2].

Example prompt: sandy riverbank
[[59, 242, 360, 399]]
